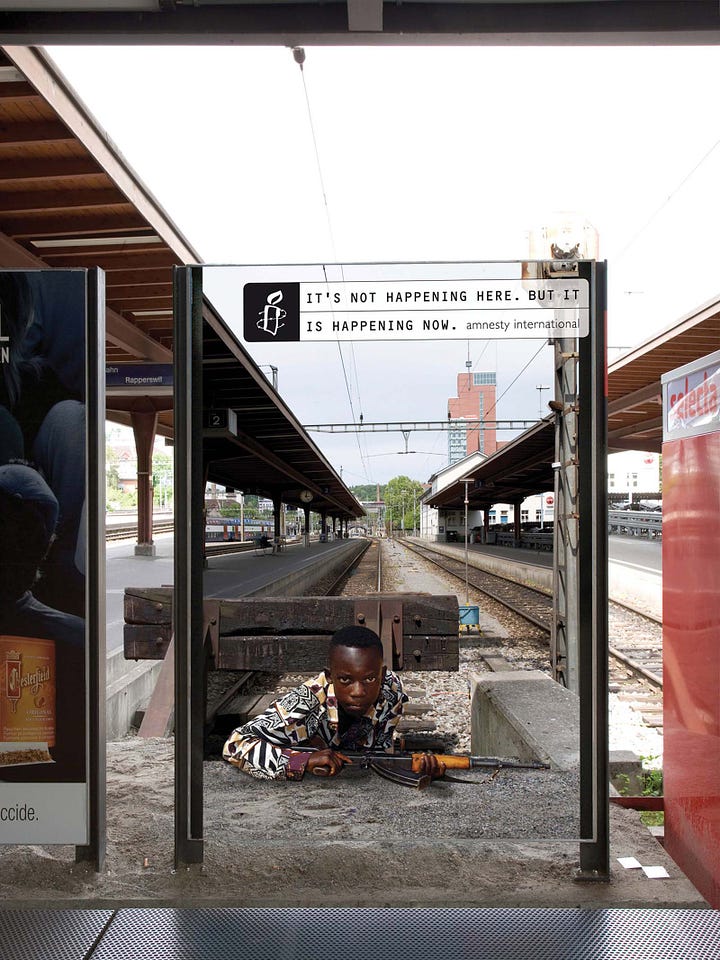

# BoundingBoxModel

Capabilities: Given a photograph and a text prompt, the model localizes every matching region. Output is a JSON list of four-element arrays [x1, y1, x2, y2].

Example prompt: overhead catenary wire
[[612, 133, 720, 262], [483, 340, 549, 423], [294, 46, 372, 481]]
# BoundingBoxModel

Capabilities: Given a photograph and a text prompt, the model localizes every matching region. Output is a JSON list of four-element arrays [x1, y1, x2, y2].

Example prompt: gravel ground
[[379, 538, 664, 767]]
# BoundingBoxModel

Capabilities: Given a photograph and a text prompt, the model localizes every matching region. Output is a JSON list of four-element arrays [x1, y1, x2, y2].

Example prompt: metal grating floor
[[0, 910, 114, 960], [2, 907, 720, 960]]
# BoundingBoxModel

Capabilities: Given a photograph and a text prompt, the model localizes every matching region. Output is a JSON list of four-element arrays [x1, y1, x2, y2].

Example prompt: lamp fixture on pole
[[536, 384, 550, 416], [460, 476, 473, 606]]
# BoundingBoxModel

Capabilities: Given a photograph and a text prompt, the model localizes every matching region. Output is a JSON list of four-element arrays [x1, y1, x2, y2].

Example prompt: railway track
[[106, 519, 174, 541], [394, 538, 664, 729], [399, 538, 552, 633]]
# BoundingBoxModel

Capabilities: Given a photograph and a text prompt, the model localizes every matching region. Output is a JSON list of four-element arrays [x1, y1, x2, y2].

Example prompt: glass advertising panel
[[0, 270, 91, 845], [173, 260, 606, 874]]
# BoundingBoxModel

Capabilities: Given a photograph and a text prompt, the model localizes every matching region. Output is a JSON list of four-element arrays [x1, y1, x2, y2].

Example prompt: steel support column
[[552, 339, 579, 691], [174, 266, 204, 866], [578, 260, 609, 879]]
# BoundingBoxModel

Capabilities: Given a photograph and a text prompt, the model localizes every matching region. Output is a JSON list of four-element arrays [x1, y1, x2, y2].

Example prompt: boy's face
[[327, 645, 385, 716]]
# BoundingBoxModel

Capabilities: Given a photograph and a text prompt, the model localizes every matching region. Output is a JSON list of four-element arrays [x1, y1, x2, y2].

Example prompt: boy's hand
[[306, 749, 353, 777], [413, 752, 447, 780]]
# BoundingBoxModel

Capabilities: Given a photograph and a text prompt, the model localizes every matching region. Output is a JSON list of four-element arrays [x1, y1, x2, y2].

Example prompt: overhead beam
[[0, 228, 172, 361], [0, 119, 74, 145], [607, 380, 662, 416], [607, 416, 663, 442], [1, 210, 144, 238], [0, 156, 101, 182], [2, 3, 720, 45], [0, 187, 128, 213], [347, 0, 382, 32]]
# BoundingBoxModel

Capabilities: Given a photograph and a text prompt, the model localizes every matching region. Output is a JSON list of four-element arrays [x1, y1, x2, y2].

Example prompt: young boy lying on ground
[[223, 624, 445, 781]]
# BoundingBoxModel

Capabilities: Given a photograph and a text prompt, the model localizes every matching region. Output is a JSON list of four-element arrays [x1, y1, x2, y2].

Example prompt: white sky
[[47, 44, 720, 485]]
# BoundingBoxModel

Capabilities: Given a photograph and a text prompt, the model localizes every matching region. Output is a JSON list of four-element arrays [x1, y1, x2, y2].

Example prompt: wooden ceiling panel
[[0, 156, 104, 181]]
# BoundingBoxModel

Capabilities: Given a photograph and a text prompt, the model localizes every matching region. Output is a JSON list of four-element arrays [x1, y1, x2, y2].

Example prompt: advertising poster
[[0, 270, 89, 844]]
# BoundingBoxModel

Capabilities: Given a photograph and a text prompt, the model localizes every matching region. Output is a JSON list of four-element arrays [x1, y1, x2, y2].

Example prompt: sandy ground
[[0, 735, 707, 909]]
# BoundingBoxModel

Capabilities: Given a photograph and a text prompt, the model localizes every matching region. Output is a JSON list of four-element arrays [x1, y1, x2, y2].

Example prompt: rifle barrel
[[303, 747, 547, 772]]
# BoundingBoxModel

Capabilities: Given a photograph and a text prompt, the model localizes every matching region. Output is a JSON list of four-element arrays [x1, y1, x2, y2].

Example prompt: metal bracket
[[354, 597, 404, 671], [203, 599, 220, 662]]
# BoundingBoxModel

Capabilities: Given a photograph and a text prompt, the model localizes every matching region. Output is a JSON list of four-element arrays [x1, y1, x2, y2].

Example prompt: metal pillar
[[173, 266, 204, 866], [75, 268, 106, 871], [578, 260, 609, 879], [551, 339, 579, 691], [303, 505, 311, 546], [130, 405, 158, 557], [513, 500, 522, 546], [272, 496, 282, 540]]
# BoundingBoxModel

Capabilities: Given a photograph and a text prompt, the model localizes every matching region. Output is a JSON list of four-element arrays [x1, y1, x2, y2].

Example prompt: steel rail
[[399, 538, 552, 634]]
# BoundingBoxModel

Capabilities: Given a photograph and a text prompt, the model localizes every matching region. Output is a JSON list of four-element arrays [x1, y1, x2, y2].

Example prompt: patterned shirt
[[223, 669, 408, 780]]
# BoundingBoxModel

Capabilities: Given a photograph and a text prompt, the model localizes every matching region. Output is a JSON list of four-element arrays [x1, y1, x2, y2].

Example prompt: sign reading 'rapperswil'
[[242, 278, 589, 343]]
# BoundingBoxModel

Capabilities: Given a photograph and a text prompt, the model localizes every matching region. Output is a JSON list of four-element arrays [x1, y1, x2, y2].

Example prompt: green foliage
[[639, 810, 665, 827], [615, 772, 631, 796], [350, 484, 382, 502], [219, 503, 243, 518], [640, 765, 663, 798], [106, 488, 137, 511], [384, 475, 425, 532], [105, 444, 120, 491]]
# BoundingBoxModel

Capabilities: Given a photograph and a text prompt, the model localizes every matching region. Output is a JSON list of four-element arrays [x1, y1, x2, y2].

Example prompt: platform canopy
[[607, 299, 720, 453], [2, 1, 720, 46], [426, 419, 554, 511], [201, 300, 365, 517], [0, 45, 362, 520]]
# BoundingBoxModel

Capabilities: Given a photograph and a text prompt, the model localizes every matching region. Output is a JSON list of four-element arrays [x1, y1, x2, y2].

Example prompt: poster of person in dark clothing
[[0, 271, 89, 840]]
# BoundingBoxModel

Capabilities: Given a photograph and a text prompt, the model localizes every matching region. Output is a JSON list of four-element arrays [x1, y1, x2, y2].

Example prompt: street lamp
[[259, 364, 279, 390], [459, 476, 473, 605], [536, 384, 550, 416]]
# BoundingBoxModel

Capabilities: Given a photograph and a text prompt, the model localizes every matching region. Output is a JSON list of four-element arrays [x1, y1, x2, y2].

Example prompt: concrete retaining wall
[[470, 669, 579, 771], [243, 539, 367, 599], [106, 648, 162, 741], [411, 539, 552, 592]]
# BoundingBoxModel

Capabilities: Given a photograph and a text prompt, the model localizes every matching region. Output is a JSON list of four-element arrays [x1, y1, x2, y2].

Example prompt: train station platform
[[2, 905, 720, 959], [203, 536, 364, 600], [107, 535, 364, 737]]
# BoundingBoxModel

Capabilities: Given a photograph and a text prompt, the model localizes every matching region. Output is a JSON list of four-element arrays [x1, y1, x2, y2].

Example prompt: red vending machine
[[662, 347, 720, 907]]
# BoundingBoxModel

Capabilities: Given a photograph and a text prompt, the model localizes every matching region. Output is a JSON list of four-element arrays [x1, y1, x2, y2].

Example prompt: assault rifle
[[305, 747, 549, 789]]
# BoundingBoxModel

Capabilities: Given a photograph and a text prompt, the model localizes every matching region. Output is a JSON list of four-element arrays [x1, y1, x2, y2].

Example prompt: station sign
[[242, 275, 589, 343], [663, 348, 720, 441], [106, 362, 173, 388]]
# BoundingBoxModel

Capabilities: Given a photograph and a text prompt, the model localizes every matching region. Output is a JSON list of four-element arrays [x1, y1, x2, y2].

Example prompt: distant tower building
[[447, 371, 498, 463]]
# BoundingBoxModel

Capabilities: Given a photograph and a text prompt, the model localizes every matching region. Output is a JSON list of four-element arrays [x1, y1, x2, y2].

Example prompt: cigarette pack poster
[[0, 271, 88, 829]]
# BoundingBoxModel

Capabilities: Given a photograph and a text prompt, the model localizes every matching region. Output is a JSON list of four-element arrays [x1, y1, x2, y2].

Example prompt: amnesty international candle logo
[[243, 283, 301, 342], [242, 278, 589, 343]]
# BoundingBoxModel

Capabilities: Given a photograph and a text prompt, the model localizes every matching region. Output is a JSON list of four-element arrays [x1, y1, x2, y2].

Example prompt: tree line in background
[[351, 477, 425, 533]]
